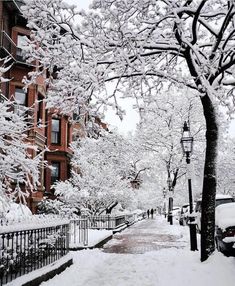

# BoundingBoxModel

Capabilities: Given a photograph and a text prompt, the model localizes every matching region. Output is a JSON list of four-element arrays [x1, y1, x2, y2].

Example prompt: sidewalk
[[103, 216, 188, 254], [40, 216, 235, 286]]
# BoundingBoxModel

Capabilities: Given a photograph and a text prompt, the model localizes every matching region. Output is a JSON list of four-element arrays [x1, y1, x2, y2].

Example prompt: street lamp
[[181, 121, 198, 251], [167, 176, 173, 225], [163, 188, 167, 218]]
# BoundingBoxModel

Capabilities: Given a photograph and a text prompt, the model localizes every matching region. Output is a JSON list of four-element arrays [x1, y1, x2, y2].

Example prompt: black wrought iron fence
[[69, 215, 128, 247], [0, 223, 69, 286], [86, 215, 126, 230], [70, 213, 146, 248]]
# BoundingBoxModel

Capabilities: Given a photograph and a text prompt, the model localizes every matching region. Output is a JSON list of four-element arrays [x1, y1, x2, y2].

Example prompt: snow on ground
[[70, 229, 112, 248], [87, 229, 112, 246], [41, 217, 235, 286]]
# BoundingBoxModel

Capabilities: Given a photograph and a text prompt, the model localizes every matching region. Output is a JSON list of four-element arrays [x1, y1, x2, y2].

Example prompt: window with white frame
[[16, 34, 28, 58], [14, 87, 27, 115], [51, 118, 61, 144]]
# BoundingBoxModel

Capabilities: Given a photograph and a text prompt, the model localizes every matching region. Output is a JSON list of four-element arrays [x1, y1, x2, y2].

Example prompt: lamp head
[[181, 121, 193, 155]]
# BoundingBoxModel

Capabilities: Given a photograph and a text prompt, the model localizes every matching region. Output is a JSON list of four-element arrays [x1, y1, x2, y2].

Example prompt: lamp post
[[163, 188, 167, 218], [167, 176, 173, 225], [181, 121, 198, 251]]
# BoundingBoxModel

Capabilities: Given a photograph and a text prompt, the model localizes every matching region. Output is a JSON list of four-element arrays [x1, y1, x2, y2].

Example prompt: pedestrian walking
[[150, 208, 154, 218], [147, 209, 150, 218]]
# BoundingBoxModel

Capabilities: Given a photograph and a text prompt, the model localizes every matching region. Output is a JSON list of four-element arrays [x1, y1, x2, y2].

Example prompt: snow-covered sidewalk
[[41, 216, 235, 286]]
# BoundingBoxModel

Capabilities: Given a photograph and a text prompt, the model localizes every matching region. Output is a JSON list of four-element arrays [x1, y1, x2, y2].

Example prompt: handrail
[[0, 30, 29, 64], [1, 30, 17, 48]]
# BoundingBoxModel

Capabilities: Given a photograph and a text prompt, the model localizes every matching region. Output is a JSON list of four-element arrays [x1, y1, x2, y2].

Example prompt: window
[[51, 118, 61, 144], [16, 34, 28, 59], [67, 122, 71, 147], [51, 162, 60, 184], [15, 88, 26, 105], [37, 95, 44, 123], [14, 87, 27, 115]]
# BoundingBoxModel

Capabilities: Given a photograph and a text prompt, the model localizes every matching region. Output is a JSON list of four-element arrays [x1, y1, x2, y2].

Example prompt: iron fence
[[86, 215, 126, 230], [0, 212, 146, 284], [69, 218, 88, 247], [69, 213, 145, 247], [0, 223, 69, 286]]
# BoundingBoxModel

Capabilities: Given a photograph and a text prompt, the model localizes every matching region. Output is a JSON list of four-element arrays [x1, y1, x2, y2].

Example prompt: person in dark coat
[[150, 208, 154, 218], [147, 209, 150, 218]]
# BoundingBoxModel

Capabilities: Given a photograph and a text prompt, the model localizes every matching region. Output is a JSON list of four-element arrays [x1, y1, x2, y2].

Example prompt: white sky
[[65, 0, 91, 10]]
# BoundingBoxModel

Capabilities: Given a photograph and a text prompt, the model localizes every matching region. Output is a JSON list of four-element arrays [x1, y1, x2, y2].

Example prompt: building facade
[[0, 0, 73, 213]]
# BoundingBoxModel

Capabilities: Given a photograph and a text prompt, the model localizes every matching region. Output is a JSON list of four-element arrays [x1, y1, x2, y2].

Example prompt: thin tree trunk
[[106, 201, 118, 214], [200, 93, 218, 262]]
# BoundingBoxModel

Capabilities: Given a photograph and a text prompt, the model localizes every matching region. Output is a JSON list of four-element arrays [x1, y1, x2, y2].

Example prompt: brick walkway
[[103, 216, 189, 254]]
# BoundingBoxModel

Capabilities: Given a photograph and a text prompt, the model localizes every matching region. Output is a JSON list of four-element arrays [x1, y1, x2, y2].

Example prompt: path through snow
[[41, 216, 235, 286]]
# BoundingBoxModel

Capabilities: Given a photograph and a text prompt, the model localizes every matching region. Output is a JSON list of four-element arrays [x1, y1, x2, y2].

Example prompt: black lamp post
[[163, 188, 167, 218], [181, 121, 198, 251], [167, 176, 173, 225]]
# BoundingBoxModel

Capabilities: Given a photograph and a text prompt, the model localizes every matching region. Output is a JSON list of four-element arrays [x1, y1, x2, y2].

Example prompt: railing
[[86, 215, 126, 230], [68, 215, 126, 248], [0, 31, 26, 63], [69, 218, 88, 247], [125, 214, 135, 225], [0, 212, 146, 284], [137, 212, 147, 220], [69, 213, 146, 247], [0, 221, 69, 286]]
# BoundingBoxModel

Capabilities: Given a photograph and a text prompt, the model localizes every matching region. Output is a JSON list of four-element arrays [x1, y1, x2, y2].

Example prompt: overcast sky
[[65, 0, 91, 10]]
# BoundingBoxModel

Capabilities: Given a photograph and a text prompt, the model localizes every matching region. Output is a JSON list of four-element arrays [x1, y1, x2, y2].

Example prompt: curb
[[7, 254, 73, 286], [93, 234, 113, 248], [22, 259, 73, 286], [69, 235, 113, 251]]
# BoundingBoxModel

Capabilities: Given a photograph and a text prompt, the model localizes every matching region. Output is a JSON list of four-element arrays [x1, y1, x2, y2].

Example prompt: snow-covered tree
[[0, 58, 42, 207], [217, 136, 235, 195], [55, 132, 141, 214], [22, 0, 235, 260], [136, 87, 205, 195]]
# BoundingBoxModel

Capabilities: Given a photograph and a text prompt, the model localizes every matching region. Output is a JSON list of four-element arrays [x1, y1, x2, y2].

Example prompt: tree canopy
[[22, 0, 235, 261]]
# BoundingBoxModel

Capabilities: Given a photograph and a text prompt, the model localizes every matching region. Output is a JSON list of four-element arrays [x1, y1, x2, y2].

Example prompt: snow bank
[[70, 229, 112, 248], [41, 246, 235, 286]]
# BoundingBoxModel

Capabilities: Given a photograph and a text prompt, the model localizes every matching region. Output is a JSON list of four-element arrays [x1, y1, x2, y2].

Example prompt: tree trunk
[[200, 93, 218, 262], [106, 201, 118, 214]]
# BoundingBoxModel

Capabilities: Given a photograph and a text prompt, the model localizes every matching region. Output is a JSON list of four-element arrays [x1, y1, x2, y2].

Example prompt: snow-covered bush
[[37, 198, 80, 217]]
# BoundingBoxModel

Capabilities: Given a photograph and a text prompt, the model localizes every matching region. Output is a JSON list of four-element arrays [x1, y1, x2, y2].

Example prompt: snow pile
[[0, 202, 32, 220]]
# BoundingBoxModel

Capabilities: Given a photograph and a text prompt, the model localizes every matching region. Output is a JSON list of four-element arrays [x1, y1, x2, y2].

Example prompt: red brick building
[[0, 0, 73, 212]]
